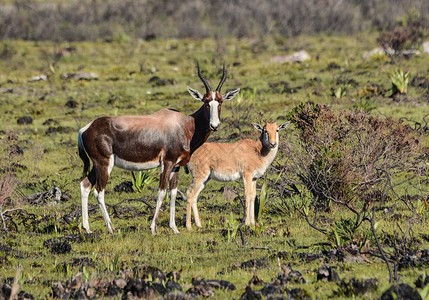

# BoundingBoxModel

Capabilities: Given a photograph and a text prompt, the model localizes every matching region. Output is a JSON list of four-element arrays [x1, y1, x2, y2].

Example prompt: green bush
[[282, 102, 424, 209]]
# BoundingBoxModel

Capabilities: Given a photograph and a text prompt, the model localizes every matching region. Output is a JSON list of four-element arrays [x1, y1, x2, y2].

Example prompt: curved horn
[[216, 62, 227, 92], [197, 61, 211, 93]]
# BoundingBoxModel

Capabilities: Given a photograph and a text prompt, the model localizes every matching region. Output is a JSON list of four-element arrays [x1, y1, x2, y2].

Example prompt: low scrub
[[282, 102, 425, 209], [0, 0, 428, 41]]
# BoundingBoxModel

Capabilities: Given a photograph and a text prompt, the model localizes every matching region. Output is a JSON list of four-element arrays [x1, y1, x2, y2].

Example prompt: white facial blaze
[[209, 95, 220, 130]]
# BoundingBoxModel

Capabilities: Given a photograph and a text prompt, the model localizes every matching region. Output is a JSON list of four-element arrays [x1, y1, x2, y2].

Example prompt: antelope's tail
[[78, 129, 90, 177]]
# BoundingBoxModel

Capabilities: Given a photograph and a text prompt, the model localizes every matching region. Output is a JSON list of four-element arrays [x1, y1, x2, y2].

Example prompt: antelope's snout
[[210, 123, 219, 131]]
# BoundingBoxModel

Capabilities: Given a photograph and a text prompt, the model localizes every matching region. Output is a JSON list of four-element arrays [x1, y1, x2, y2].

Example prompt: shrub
[[377, 11, 427, 59], [0, 0, 428, 41], [281, 102, 424, 209]]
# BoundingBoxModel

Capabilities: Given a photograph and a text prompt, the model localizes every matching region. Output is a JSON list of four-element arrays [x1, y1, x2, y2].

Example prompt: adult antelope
[[185, 121, 289, 230], [78, 63, 240, 234]]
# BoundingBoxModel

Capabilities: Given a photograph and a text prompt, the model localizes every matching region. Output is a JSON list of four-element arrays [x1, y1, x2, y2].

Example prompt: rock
[[106, 284, 122, 297], [69, 272, 82, 290], [114, 181, 134, 193], [29, 74, 47, 82], [363, 46, 388, 58], [165, 290, 196, 300], [259, 283, 283, 297], [0, 87, 13, 93], [276, 263, 306, 285], [240, 286, 262, 300], [326, 62, 341, 70], [45, 126, 73, 135], [317, 265, 339, 282], [192, 279, 236, 291], [233, 257, 270, 270], [50, 241, 72, 254], [123, 279, 159, 299], [380, 283, 422, 300], [23, 187, 69, 205], [65, 98, 78, 108], [322, 248, 345, 262], [61, 72, 98, 81], [166, 280, 183, 292], [51, 282, 65, 298], [287, 288, 311, 299], [9, 144, 24, 155], [248, 274, 264, 286], [186, 284, 215, 297], [335, 277, 378, 297], [85, 287, 96, 298], [17, 116, 33, 125], [115, 278, 127, 289], [17, 290, 35, 300], [166, 270, 182, 281], [148, 76, 175, 86], [297, 252, 323, 262], [42, 118, 59, 126], [363, 46, 420, 59], [268, 50, 310, 64]]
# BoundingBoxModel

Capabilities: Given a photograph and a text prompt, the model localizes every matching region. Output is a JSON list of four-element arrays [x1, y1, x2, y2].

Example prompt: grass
[[0, 33, 429, 298]]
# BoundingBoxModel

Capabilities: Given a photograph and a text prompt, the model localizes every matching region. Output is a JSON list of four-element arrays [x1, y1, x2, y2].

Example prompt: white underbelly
[[114, 155, 160, 171], [210, 170, 241, 182]]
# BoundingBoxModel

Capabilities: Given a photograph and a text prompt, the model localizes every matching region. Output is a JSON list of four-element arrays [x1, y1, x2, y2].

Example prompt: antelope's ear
[[278, 122, 290, 131], [187, 86, 204, 101], [223, 88, 240, 101], [253, 123, 263, 132]]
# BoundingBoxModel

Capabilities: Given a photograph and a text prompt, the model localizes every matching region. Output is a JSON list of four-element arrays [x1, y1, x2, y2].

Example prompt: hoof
[[170, 224, 180, 234]]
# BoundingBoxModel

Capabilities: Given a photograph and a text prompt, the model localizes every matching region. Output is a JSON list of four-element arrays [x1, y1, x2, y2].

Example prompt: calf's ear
[[278, 122, 290, 131], [253, 123, 263, 132]]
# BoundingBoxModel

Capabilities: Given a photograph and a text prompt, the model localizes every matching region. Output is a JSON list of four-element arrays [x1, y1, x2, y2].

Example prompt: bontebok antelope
[[185, 121, 289, 230], [78, 63, 240, 234]]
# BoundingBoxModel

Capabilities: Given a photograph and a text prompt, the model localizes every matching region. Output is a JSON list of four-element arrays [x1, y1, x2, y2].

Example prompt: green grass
[[0, 34, 429, 298]]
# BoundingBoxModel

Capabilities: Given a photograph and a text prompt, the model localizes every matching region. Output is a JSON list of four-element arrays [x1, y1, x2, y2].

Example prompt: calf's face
[[253, 121, 290, 148]]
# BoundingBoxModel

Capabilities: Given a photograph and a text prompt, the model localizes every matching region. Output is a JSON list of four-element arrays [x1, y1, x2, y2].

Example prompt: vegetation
[[0, 18, 429, 299], [389, 68, 411, 94], [0, 0, 428, 41]]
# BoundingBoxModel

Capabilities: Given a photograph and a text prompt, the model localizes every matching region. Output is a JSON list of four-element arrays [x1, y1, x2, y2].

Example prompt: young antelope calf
[[185, 121, 289, 230]]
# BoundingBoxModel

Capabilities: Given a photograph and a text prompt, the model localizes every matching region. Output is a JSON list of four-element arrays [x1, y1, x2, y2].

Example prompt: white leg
[[186, 178, 207, 230], [80, 181, 92, 233], [169, 188, 179, 234], [250, 180, 257, 225], [95, 189, 114, 234], [192, 184, 206, 228], [243, 175, 253, 225], [150, 189, 166, 234]]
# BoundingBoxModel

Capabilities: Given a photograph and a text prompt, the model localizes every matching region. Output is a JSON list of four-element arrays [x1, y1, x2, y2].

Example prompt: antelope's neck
[[189, 105, 212, 153], [258, 139, 278, 163]]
